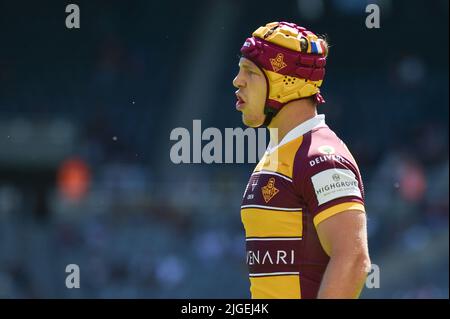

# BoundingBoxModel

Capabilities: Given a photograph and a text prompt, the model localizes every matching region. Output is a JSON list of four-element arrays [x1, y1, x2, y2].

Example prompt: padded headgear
[[240, 22, 328, 126]]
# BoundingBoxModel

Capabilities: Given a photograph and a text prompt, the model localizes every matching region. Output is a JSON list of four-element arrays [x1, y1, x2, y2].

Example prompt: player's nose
[[233, 72, 245, 89]]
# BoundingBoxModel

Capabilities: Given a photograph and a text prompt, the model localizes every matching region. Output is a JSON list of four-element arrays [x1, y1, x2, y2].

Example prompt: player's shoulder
[[293, 124, 360, 176], [292, 124, 366, 222]]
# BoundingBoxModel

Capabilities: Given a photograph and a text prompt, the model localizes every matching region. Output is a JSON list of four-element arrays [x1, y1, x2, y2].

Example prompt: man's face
[[232, 57, 267, 127]]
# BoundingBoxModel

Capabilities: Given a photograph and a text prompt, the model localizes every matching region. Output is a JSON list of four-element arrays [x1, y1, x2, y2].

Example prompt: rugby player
[[233, 22, 371, 299]]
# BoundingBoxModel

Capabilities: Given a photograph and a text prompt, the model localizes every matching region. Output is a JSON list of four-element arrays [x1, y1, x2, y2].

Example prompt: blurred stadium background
[[0, 0, 448, 298]]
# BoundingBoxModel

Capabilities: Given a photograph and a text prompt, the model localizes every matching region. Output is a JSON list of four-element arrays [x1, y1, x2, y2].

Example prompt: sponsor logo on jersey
[[251, 180, 258, 192], [247, 249, 295, 266], [311, 168, 361, 205], [309, 154, 349, 167], [318, 145, 335, 155]]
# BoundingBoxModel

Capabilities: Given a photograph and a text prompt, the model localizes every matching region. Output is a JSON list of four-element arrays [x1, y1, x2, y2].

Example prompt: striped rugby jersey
[[241, 114, 365, 299]]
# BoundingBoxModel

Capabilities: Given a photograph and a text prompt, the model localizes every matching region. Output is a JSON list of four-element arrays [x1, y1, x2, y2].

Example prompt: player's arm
[[316, 209, 371, 299]]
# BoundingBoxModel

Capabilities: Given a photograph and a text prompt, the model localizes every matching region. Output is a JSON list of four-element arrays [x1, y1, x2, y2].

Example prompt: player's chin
[[242, 114, 265, 128]]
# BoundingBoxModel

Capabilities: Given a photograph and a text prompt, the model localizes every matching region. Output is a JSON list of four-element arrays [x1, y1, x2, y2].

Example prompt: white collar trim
[[267, 114, 326, 153]]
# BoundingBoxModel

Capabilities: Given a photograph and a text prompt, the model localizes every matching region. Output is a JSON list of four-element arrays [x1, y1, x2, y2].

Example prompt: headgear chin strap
[[240, 21, 328, 127], [262, 107, 275, 127]]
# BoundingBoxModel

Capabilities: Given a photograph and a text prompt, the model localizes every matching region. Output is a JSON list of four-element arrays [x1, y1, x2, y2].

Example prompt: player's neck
[[268, 100, 317, 146]]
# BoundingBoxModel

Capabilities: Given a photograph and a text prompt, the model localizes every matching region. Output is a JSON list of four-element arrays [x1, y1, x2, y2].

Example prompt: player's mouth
[[235, 92, 246, 110]]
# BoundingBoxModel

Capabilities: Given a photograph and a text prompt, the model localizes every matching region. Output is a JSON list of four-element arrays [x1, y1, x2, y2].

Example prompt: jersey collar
[[267, 114, 326, 153]]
